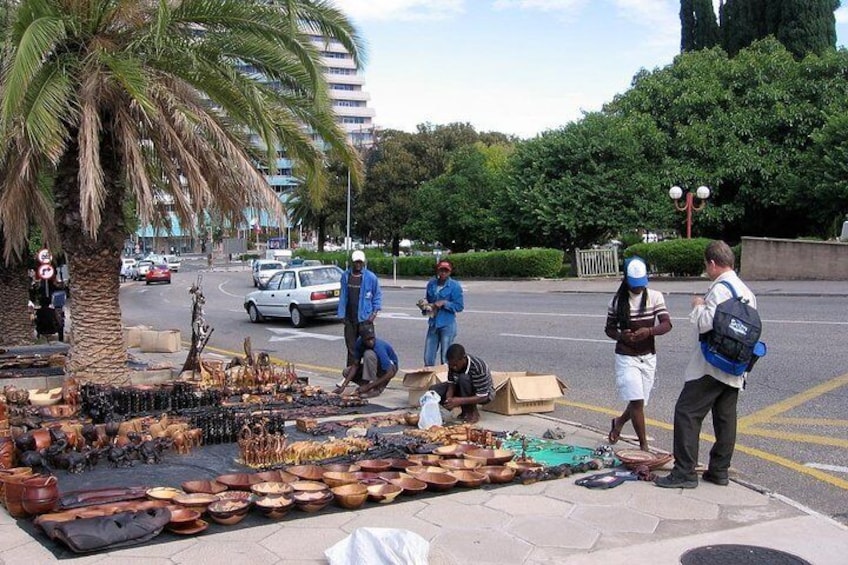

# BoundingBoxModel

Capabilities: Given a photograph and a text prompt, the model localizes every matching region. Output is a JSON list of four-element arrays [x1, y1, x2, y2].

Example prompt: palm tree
[[0, 0, 363, 384]]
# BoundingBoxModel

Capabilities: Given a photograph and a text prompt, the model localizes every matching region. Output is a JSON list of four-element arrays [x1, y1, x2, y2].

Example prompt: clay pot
[[21, 475, 59, 515], [0, 467, 32, 508], [3, 472, 38, 518]]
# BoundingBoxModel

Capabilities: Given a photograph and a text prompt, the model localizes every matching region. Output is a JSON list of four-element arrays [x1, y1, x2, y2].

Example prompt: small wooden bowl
[[331, 483, 368, 509], [168, 507, 201, 525], [251, 482, 293, 497], [417, 472, 458, 491], [254, 495, 294, 520], [216, 473, 262, 491], [351, 472, 385, 486], [389, 458, 415, 470], [366, 483, 403, 504], [403, 413, 420, 426], [377, 471, 412, 482], [255, 470, 298, 484], [181, 480, 228, 495], [322, 463, 362, 474], [433, 444, 474, 457], [355, 459, 393, 473], [476, 465, 516, 484], [406, 465, 448, 476], [215, 491, 255, 503], [146, 487, 184, 502], [206, 499, 251, 525], [290, 480, 329, 493], [507, 460, 544, 473], [173, 493, 219, 512], [389, 477, 428, 495], [463, 448, 515, 466], [407, 454, 441, 465], [439, 458, 482, 471], [449, 470, 487, 488], [322, 472, 359, 488], [286, 465, 325, 481], [292, 490, 334, 513]]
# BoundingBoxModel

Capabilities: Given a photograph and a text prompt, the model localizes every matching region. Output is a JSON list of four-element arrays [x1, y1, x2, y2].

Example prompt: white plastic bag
[[324, 527, 429, 565], [418, 390, 443, 429]]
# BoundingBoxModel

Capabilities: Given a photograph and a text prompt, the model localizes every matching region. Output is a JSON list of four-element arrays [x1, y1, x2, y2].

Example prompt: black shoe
[[654, 473, 698, 489], [702, 470, 729, 486]]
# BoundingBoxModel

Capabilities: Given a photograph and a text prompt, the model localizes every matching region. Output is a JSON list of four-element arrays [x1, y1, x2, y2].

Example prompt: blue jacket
[[425, 276, 464, 329], [338, 267, 382, 323]]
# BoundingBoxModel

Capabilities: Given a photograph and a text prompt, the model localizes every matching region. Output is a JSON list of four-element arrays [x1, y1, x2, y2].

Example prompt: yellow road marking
[[738, 373, 848, 428], [767, 417, 848, 427], [741, 427, 848, 448]]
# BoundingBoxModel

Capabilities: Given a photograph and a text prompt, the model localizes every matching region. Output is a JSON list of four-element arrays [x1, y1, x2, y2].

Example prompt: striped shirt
[[448, 354, 494, 399], [605, 288, 670, 356]]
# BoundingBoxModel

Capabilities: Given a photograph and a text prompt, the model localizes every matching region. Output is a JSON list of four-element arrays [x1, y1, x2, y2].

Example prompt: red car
[[145, 264, 171, 285]]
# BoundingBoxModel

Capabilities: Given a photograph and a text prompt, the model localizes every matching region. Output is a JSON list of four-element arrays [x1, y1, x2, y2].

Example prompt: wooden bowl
[[507, 460, 544, 473], [215, 491, 255, 503], [417, 472, 458, 491], [355, 459, 393, 473], [206, 499, 251, 525], [449, 470, 487, 488], [366, 483, 403, 504], [181, 480, 228, 495], [331, 483, 368, 509], [251, 482, 293, 497], [389, 458, 415, 471], [286, 465, 325, 481], [255, 470, 298, 484], [292, 490, 334, 513], [216, 473, 262, 491], [406, 465, 448, 476], [407, 454, 441, 465], [146, 487, 184, 502], [351, 472, 386, 486], [463, 448, 515, 466], [377, 471, 412, 482], [476, 465, 516, 484], [403, 413, 420, 426], [439, 458, 482, 471], [389, 477, 428, 495], [290, 480, 329, 493], [254, 495, 294, 519], [322, 463, 361, 474], [322, 472, 359, 488], [168, 507, 201, 525], [173, 493, 219, 512], [433, 444, 474, 457]]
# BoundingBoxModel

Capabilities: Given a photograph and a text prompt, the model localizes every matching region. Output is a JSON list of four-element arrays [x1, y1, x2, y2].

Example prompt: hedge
[[294, 248, 565, 278], [623, 238, 711, 276]]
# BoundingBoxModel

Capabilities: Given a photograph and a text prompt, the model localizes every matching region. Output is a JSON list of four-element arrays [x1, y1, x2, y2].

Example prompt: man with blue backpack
[[656, 240, 765, 489]]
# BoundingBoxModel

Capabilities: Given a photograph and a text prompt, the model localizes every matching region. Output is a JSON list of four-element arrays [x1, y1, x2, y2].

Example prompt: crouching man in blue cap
[[334, 323, 398, 398]]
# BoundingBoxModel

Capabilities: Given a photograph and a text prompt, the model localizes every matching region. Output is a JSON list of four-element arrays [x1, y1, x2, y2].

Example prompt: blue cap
[[625, 257, 648, 288]]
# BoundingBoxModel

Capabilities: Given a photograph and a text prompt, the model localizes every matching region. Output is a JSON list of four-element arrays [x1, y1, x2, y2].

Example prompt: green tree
[[0, 0, 363, 383], [290, 157, 348, 252], [681, 0, 720, 52]]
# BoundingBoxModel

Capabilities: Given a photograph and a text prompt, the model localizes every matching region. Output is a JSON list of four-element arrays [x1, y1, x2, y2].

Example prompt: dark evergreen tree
[[681, 0, 721, 52]]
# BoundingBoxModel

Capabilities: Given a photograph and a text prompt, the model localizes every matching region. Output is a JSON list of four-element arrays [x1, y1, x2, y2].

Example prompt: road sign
[[37, 264, 55, 280], [37, 248, 52, 264]]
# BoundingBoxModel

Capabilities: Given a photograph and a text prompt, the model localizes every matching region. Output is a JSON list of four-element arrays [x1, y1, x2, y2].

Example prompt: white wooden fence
[[576, 248, 619, 278]]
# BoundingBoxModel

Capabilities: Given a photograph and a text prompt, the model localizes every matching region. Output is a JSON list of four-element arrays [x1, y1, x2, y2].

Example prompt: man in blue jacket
[[337, 250, 382, 366], [334, 323, 398, 398], [421, 260, 464, 366]]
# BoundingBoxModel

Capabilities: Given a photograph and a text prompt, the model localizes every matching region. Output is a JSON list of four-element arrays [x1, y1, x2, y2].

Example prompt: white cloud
[[493, 0, 587, 11], [331, 0, 465, 22], [837, 7, 848, 25]]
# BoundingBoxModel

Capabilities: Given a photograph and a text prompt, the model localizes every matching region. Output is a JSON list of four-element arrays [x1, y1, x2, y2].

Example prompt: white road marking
[[379, 312, 426, 320], [267, 328, 343, 342], [501, 332, 611, 344], [804, 463, 848, 474], [218, 280, 244, 298]]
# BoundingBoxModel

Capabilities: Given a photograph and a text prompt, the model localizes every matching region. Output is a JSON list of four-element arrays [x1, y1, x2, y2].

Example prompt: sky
[[332, 0, 848, 139]]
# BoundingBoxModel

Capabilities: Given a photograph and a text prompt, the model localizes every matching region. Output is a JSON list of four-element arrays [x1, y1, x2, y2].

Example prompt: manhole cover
[[680, 544, 811, 565]]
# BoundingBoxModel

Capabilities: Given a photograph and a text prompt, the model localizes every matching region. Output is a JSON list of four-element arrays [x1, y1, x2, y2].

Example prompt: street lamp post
[[668, 185, 710, 239]]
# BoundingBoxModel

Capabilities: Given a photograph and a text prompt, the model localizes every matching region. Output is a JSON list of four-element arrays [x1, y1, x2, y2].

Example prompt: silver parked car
[[243, 265, 343, 328], [251, 259, 285, 287]]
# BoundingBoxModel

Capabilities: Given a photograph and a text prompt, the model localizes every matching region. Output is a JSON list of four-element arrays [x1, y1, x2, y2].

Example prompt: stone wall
[[742, 237, 848, 280]]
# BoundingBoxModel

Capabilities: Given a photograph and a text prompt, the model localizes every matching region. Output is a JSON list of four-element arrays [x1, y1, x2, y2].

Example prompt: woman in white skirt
[[604, 257, 672, 451]]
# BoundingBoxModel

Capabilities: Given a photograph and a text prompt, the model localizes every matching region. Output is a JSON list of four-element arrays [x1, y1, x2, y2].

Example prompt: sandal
[[608, 418, 621, 444]]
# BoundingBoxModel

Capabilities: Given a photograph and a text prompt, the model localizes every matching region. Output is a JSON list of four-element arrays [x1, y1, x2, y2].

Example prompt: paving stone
[[1, 539, 103, 564], [0, 524, 33, 550], [417, 500, 510, 529], [683, 482, 770, 506], [96, 557, 175, 565], [723, 501, 803, 525], [260, 526, 349, 561], [485, 494, 573, 516], [627, 488, 720, 520], [545, 478, 636, 505], [195, 522, 279, 543], [432, 528, 533, 564], [443, 488, 493, 506], [341, 513, 440, 540], [109, 537, 197, 557], [278, 510, 355, 529], [172, 540, 278, 565], [510, 515, 599, 549], [569, 504, 659, 534]]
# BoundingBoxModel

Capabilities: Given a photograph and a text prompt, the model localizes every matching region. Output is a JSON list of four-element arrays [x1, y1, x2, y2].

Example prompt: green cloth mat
[[501, 437, 617, 467]]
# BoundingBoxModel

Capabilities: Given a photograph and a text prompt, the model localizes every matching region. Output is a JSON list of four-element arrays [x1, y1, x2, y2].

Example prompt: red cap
[[436, 261, 452, 273]]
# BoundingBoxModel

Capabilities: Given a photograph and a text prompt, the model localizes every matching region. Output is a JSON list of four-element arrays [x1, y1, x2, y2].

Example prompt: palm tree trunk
[[0, 230, 36, 345], [55, 129, 129, 385]]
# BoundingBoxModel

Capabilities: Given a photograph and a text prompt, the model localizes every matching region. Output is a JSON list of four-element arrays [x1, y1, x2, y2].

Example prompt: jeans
[[424, 321, 457, 366]]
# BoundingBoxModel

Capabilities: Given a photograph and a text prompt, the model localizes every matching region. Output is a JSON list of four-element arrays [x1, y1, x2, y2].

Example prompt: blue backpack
[[699, 281, 767, 376]]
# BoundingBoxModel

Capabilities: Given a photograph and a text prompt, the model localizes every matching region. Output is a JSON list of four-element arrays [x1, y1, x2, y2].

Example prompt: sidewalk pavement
[[2, 345, 847, 565]]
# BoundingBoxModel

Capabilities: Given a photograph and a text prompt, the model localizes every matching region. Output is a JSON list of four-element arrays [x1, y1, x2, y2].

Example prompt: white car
[[251, 259, 285, 287], [120, 258, 137, 281], [244, 265, 343, 328], [164, 255, 181, 272], [134, 260, 154, 280]]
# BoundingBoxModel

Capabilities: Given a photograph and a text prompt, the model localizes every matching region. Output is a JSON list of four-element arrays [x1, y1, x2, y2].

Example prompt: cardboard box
[[123, 325, 152, 348], [402, 365, 448, 407], [482, 371, 567, 415], [139, 329, 182, 353]]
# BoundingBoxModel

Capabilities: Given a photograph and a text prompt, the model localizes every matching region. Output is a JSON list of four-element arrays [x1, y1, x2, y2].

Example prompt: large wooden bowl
[[255, 470, 298, 484], [389, 477, 428, 495], [286, 465, 325, 481], [172, 493, 220, 512], [476, 465, 516, 484], [407, 454, 441, 465], [463, 448, 515, 466], [439, 458, 482, 471], [406, 465, 448, 476], [331, 483, 368, 509], [292, 490, 334, 513], [355, 459, 392, 473], [433, 444, 475, 457], [366, 483, 403, 504], [254, 495, 294, 520], [216, 473, 263, 491], [181, 480, 228, 495], [207, 499, 251, 525], [416, 472, 458, 491], [290, 480, 329, 493], [322, 463, 361, 474], [449, 470, 487, 488], [251, 482, 293, 497], [322, 472, 359, 488]]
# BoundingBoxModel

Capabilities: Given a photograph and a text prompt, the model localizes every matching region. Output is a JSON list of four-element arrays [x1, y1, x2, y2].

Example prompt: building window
[[333, 100, 365, 107], [340, 116, 367, 124], [330, 83, 356, 91]]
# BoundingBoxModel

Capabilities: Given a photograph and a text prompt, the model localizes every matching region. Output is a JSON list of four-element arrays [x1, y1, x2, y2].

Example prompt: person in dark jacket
[[337, 250, 382, 366]]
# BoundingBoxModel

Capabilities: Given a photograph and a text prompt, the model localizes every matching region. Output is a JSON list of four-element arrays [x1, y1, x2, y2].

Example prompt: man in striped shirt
[[429, 343, 495, 424]]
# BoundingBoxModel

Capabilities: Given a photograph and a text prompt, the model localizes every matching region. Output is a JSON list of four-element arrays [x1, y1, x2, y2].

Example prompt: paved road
[[120, 265, 848, 524]]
